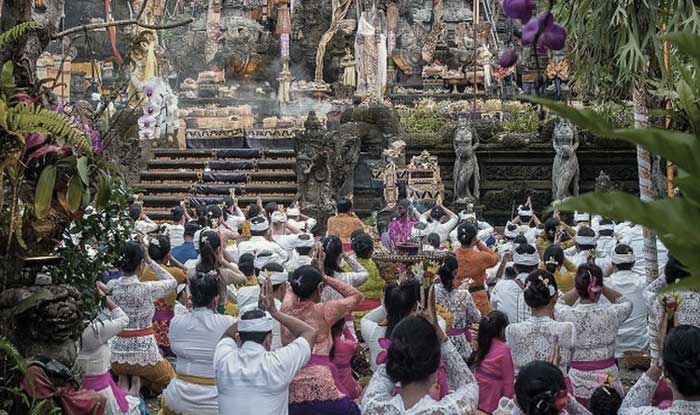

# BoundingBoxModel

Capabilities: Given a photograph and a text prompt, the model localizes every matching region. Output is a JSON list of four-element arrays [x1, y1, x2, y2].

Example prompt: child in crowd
[[330, 318, 361, 400]]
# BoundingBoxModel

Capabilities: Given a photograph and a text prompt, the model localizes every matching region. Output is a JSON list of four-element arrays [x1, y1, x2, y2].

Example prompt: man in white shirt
[[595, 219, 617, 261], [164, 204, 191, 248], [420, 203, 458, 244], [448, 210, 494, 249], [286, 206, 317, 233], [573, 211, 591, 231], [491, 243, 539, 324], [235, 263, 289, 350], [565, 226, 614, 276], [286, 234, 315, 273], [228, 216, 289, 264], [606, 243, 649, 357], [215, 279, 317, 415]]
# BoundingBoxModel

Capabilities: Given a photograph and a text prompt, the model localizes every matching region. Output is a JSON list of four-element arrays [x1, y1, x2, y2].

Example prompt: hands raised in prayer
[[258, 274, 279, 316]]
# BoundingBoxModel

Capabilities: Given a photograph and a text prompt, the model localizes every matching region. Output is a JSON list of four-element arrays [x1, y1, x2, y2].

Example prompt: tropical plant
[[0, 337, 58, 414], [525, 33, 700, 288], [0, 22, 41, 50], [501, 108, 541, 134]]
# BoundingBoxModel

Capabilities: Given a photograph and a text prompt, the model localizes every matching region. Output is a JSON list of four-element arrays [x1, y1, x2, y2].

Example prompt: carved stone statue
[[293, 112, 335, 232], [453, 117, 480, 203], [330, 126, 361, 199], [552, 118, 580, 201], [378, 140, 406, 209], [355, 4, 387, 98], [594, 170, 615, 193]]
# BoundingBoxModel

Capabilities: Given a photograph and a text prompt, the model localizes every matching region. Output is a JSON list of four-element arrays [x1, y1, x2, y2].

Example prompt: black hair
[[544, 217, 560, 242], [513, 234, 528, 245], [397, 199, 410, 212], [239, 309, 272, 344], [322, 235, 343, 274], [386, 316, 441, 386], [207, 204, 226, 223], [589, 385, 622, 415], [524, 269, 558, 309], [515, 361, 567, 415], [128, 203, 142, 221], [195, 205, 208, 226], [514, 243, 539, 274], [385, 279, 421, 338], [260, 262, 287, 290], [264, 202, 278, 218], [430, 206, 445, 221], [576, 226, 597, 250], [329, 318, 346, 360], [119, 241, 144, 274], [238, 253, 255, 277], [613, 244, 635, 271], [295, 234, 314, 256], [289, 265, 324, 299], [383, 281, 398, 307], [247, 204, 261, 219], [598, 219, 614, 237], [191, 272, 220, 307], [457, 222, 478, 247], [665, 254, 691, 283], [184, 222, 201, 238], [224, 197, 235, 209], [172, 206, 185, 223], [351, 232, 374, 259], [438, 253, 458, 292], [575, 263, 604, 300], [196, 230, 221, 274], [336, 197, 352, 213], [148, 235, 171, 262], [663, 325, 700, 397], [543, 245, 565, 274], [427, 233, 441, 249], [350, 228, 365, 241], [468, 310, 509, 368]]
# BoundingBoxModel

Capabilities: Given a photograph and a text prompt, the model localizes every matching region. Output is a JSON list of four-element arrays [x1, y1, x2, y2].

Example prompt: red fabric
[[570, 357, 616, 371], [21, 365, 105, 415], [118, 326, 154, 337], [652, 378, 674, 408]]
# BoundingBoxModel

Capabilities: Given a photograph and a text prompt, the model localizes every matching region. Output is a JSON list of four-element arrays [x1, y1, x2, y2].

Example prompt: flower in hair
[[545, 256, 558, 266], [150, 238, 161, 247]]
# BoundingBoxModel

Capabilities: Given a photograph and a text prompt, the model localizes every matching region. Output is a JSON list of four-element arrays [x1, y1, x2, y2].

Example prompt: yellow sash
[[176, 372, 217, 386]]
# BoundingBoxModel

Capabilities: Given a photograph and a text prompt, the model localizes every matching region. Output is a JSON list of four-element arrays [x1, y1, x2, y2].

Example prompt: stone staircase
[[138, 148, 298, 220]]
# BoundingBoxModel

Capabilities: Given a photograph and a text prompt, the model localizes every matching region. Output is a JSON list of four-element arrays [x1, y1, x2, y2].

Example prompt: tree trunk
[[632, 84, 659, 281]]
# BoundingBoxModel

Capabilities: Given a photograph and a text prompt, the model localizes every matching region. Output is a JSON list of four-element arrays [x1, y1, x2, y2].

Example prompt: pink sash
[[570, 357, 616, 371], [308, 354, 349, 396], [81, 371, 129, 413], [153, 309, 174, 321], [446, 326, 472, 343]]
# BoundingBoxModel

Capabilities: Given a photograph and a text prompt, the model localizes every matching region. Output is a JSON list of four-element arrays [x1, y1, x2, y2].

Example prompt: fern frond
[[0, 337, 26, 374], [0, 22, 42, 50], [8, 104, 92, 153]]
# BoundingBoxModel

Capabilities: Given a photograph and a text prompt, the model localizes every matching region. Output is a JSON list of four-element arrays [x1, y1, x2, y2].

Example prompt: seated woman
[[555, 264, 632, 406], [542, 244, 577, 293], [321, 236, 368, 331], [345, 231, 384, 323], [360, 300, 479, 414], [109, 241, 176, 394], [281, 265, 363, 415], [494, 361, 591, 415], [619, 325, 700, 414], [78, 282, 141, 415], [469, 310, 514, 414], [454, 222, 499, 315], [435, 253, 481, 362], [161, 273, 236, 415]]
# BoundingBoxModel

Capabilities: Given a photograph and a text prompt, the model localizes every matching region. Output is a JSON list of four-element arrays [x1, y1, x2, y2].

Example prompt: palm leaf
[[0, 22, 41, 50], [8, 104, 91, 153]]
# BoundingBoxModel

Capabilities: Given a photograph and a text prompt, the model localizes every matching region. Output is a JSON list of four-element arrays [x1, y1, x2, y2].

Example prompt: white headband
[[176, 283, 188, 296], [257, 270, 288, 285], [611, 247, 636, 265], [271, 211, 288, 224], [513, 250, 540, 266], [575, 235, 598, 246], [574, 211, 590, 222], [254, 252, 276, 269], [250, 216, 270, 232], [459, 211, 476, 221], [286, 208, 300, 217], [238, 314, 274, 332], [504, 223, 519, 239], [598, 224, 615, 232], [294, 234, 315, 248], [517, 205, 533, 217]]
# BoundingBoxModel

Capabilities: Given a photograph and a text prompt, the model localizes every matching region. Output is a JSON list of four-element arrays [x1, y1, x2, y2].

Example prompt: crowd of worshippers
[[75, 194, 700, 415]]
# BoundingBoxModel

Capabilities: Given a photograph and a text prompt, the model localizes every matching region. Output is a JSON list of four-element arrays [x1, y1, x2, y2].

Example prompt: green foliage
[[501, 109, 540, 134], [400, 107, 444, 134], [590, 101, 634, 129], [51, 182, 134, 318], [0, 22, 41, 50], [8, 104, 91, 152], [34, 166, 56, 219]]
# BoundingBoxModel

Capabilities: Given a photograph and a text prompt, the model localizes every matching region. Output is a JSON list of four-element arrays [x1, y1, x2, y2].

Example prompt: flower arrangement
[[137, 77, 178, 140], [411, 260, 440, 288]]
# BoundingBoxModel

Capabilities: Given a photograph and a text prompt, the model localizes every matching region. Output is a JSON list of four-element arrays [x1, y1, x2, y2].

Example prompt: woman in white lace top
[[506, 270, 575, 382], [435, 253, 481, 362], [620, 325, 700, 414], [108, 241, 177, 393], [320, 235, 368, 303], [361, 308, 479, 415], [554, 263, 632, 406], [493, 361, 592, 415]]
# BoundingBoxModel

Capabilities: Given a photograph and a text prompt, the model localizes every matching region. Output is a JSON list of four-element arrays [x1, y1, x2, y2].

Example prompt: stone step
[[136, 183, 297, 194], [146, 159, 296, 170], [140, 171, 296, 182], [142, 195, 297, 209], [152, 148, 296, 159]]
